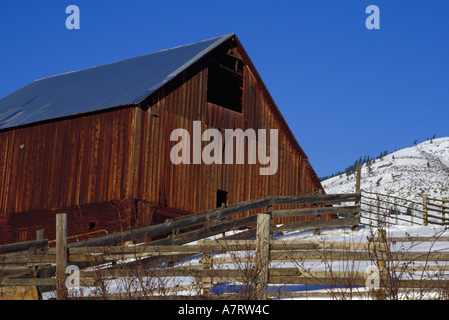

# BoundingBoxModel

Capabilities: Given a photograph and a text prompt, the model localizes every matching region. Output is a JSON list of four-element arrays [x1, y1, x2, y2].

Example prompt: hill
[[321, 137, 449, 203]]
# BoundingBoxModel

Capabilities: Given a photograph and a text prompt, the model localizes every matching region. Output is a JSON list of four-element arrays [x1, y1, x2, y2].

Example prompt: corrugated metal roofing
[[0, 33, 234, 130]]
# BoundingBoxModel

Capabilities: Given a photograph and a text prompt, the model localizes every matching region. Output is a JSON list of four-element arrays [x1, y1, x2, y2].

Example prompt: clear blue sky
[[1, 1, 448, 178]]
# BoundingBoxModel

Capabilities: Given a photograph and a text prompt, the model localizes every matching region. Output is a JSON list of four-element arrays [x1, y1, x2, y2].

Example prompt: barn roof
[[0, 33, 234, 130]]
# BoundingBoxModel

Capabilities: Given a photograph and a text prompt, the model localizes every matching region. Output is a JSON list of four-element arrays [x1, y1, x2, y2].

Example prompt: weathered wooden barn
[[0, 34, 330, 245]]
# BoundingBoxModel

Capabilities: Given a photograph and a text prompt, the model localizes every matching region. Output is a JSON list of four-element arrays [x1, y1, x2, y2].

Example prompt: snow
[[43, 138, 449, 300], [321, 137, 449, 203], [43, 222, 449, 300]]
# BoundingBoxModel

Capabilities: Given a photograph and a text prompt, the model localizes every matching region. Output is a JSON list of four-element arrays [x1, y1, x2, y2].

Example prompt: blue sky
[[1, 1, 448, 178]]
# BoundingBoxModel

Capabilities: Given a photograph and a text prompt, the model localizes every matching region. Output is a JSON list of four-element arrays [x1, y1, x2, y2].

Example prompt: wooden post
[[36, 229, 45, 241], [377, 194, 381, 227], [56, 214, 68, 300], [394, 198, 398, 225], [423, 197, 428, 226], [36, 229, 45, 255], [268, 198, 275, 241], [315, 189, 322, 235], [353, 163, 362, 231], [255, 213, 271, 300], [442, 198, 446, 225], [164, 217, 178, 267], [202, 251, 212, 295], [376, 228, 387, 300], [355, 163, 362, 194], [377, 229, 387, 270]]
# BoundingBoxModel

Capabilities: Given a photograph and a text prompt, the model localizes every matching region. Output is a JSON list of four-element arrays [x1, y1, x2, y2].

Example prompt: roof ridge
[[0, 33, 235, 130], [35, 33, 235, 82]]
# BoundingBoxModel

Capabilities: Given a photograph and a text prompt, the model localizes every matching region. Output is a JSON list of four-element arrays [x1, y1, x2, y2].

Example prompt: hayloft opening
[[207, 51, 243, 113]]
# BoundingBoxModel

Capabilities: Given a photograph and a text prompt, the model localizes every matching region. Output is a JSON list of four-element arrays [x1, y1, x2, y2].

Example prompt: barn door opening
[[216, 189, 228, 208]]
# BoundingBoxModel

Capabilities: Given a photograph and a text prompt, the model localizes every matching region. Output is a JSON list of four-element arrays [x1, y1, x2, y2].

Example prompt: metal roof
[[0, 34, 234, 130]]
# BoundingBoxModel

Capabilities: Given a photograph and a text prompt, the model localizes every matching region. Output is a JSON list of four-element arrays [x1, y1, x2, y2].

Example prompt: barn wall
[[0, 107, 137, 216], [0, 199, 135, 244], [0, 40, 329, 244], [136, 51, 327, 224]]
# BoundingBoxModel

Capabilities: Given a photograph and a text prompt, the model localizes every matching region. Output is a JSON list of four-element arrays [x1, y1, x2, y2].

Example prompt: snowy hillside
[[41, 138, 449, 301], [321, 137, 449, 203]]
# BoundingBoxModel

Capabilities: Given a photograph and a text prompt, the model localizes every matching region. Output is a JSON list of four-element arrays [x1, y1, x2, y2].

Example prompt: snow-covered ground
[[321, 137, 449, 203], [44, 222, 449, 300], [43, 138, 449, 300]]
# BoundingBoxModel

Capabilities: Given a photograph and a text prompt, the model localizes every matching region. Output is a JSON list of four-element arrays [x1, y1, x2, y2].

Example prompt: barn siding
[[0, 107, 136, 216], [0, 39, 329, 244], [0, 199, 135, 244], [135, 54, 327, 224]]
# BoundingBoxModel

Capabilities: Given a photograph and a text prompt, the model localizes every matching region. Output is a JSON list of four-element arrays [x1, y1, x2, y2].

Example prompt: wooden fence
[[2, 192, 449, 300], [0, 193, 360, 299], [423, 196, 448, 226], [360, 190, 449, 227]]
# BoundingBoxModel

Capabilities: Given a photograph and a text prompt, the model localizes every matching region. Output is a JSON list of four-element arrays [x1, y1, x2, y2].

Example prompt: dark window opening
[[217, 189, 228, 208], [207, 52, 243, 113], [209, 50, 243, 73], [89, 222, 97, 230]]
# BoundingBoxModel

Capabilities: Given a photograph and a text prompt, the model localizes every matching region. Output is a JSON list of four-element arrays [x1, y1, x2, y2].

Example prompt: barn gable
[[0, 34, 232, 130], [0, 34, 325, 244]]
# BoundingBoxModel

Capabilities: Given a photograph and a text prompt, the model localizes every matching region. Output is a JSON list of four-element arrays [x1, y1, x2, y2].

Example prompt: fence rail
[[1, 193, 360, 300], [2, 191, 449, 300], [360, 190, 448, 227]]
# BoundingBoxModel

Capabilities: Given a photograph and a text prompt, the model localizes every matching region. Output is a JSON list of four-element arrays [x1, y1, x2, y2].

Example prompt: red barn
[[0, 34, 327, 244]]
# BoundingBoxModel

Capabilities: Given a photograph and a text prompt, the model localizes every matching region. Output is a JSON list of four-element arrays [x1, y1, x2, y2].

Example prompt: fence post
[[201, 251, 212, 296], [394, 198, 398, 225], [423, 197, 428, 226], [442, 197, 446, 225], [353, 163, 362, 231], [376, 195, 380, 226], [36, 229, 45, 255], [355, 163, 362, 194], [56, 213, 68, 300], [376, 228, 387, 300], [315, 189, 322, 235], [36, 229, 45, 241], [255, 213, 271, 300]]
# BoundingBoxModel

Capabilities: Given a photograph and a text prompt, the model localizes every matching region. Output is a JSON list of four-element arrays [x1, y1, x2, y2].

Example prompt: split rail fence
[[1, 193, 360, 299], [360, 190, 448, 227], [2, 192, 449, 300]]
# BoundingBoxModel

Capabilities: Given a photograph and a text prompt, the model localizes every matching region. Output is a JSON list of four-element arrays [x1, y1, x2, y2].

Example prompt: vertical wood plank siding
[[0, 200, 135, 245], [0, 108, 136, 216], [136, 56, 328, 224], [0, 41, 329, 243]]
